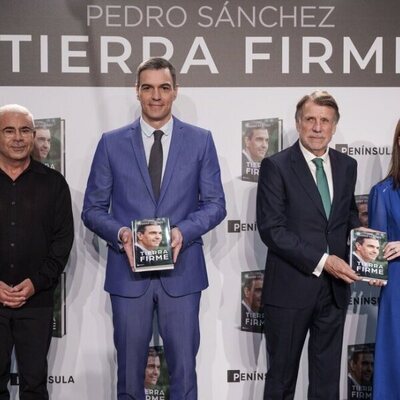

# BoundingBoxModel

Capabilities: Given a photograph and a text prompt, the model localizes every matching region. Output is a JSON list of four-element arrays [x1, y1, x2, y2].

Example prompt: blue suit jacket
[[257, 140, 360, 309], [82, 117, 226, 297]]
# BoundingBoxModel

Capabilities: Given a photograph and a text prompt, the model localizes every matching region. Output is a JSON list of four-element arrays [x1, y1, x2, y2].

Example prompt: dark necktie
[[312, 157, 331, 218], [148, 130, 164, 200]]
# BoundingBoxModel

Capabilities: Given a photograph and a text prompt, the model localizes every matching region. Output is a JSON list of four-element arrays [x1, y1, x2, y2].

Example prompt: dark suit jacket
[[256, 140, 360, 309], [82, 116, 226, 297]]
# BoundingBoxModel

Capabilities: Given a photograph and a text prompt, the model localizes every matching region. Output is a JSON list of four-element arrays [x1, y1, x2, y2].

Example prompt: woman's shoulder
[[370, 177, 393, 195]]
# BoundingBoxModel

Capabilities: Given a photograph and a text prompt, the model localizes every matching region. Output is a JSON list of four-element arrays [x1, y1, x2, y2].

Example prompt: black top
[[0, 159, 74, 307]]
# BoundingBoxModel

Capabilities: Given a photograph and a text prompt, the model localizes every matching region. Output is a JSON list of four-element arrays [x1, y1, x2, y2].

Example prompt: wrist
[[118, 227, 131, 242]]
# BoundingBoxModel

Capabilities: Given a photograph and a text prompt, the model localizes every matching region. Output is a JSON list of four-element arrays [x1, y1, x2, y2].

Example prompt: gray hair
[[0, 104, 34, 124]]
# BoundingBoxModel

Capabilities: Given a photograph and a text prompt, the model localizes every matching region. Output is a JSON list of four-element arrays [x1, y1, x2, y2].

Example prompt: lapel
[[129, 117, 184, 206], [290, 140, 327, 220], [129, 119, 156, 203], [158, 117, 184, 204]]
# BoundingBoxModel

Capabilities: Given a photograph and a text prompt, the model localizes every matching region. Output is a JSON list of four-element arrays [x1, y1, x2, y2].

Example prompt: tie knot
[[312, 158, 324, 169], [153, 130, 164, 142]]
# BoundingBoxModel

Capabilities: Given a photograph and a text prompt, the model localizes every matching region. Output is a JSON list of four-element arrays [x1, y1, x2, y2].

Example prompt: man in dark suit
[[82, 57, 226, 400], [257, 90, 361, 399]]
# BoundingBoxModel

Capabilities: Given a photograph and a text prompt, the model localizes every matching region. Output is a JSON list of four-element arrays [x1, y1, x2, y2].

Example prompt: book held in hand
[[350, 228, 388, 282], [132, 218, 174, 272]]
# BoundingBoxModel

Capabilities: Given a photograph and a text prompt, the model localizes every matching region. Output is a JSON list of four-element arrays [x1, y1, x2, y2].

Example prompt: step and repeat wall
[[1, 1, 399, 399]]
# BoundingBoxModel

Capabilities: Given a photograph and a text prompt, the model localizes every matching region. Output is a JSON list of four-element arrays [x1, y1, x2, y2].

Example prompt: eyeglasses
[[1, 127, 35, 138]]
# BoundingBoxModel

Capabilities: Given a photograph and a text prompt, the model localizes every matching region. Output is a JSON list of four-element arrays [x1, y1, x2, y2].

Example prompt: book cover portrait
[[132, 218, 174, 272]]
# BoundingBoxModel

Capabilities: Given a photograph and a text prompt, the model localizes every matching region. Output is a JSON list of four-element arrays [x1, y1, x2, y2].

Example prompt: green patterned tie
[[312, 158, 331, 218]]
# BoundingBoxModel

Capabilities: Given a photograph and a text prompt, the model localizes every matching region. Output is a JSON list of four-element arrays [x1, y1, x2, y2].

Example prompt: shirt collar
[[299, 140, 330, 164], [140, 117, 173, 138], [0, 158, 46, 179]]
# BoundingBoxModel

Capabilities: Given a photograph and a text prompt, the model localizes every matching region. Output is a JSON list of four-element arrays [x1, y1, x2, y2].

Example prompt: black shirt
[[0, 159, 74, 307]]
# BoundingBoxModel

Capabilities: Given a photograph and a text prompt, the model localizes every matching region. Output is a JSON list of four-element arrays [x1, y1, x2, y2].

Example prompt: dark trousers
[[263, 275, 346, 400], [0, 306, 53, 400], [111, 277, 201, 400]]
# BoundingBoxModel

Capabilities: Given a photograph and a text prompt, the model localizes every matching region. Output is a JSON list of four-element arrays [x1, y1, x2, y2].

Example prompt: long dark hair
[[386, 119, 400, 188]]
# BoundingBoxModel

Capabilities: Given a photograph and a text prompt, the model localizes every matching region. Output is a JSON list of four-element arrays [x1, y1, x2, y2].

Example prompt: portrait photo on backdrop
[[32, 117, 64, 174], [241, 118, 282, 182], [144, 346, 169, 400], [241, 270, 264, 333], [347, 343, 374, 400]]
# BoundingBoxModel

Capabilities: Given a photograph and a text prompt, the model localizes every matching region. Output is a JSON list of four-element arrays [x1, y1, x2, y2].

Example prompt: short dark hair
[[137, 220, 161, 235], [355, 234, 378, 246], [136, 57, 177, 88], [349, 346, 374, 363], [34, 120, 50, 131], [244, 123, 269, 140], [355, 236, 367, 246], [295, 90, 340, 123], [243, 272, 263, 292], [355, 195, 368, 206], [147, 347, 160, 359]]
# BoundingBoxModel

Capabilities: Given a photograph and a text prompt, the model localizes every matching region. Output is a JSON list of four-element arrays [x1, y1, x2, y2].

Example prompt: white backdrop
[[0, 86, 397, 399]]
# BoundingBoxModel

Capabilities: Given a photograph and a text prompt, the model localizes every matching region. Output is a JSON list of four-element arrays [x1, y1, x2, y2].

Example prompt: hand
[[356, 227, 380, 233], [368, 279, 387, 287], [383, 241, 400, 261], [0, 279, 35, 308], [171, 227, 183, 263], [323, 255, 360, 284], [120, 228, 134, 268], [0, 281, 23, 308]]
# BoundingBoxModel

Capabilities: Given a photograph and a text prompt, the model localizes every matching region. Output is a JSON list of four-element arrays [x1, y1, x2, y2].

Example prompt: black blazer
[[256, 140, 360, 309]]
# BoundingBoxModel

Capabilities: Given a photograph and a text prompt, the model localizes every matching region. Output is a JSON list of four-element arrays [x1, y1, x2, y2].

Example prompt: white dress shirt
[[298, 141, 334, 277]]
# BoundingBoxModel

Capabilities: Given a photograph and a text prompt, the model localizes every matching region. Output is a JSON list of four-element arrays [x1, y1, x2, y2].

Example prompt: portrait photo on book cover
[[240, 270, 264, 333], [350, 228, 388, 282], [241, 118, 282, 183], [132, 218, 173, 272]]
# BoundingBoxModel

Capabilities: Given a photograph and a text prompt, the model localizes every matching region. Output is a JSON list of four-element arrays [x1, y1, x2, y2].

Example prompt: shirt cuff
[[117, 226, 130, 249], [313, 253, 329, 277]]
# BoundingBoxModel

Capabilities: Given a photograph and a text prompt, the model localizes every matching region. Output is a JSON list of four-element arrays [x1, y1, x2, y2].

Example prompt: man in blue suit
[[257, 91, 361, 399], [82, 57, 226, 400]]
